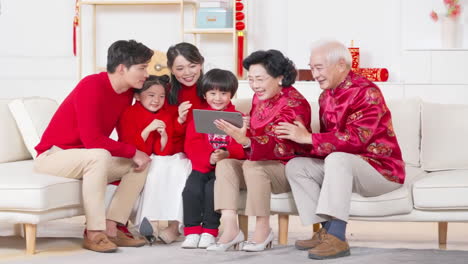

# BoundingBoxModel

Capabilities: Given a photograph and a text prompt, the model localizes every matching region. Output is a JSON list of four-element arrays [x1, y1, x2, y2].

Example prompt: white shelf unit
[[181, 0, 246, 78], [78, 0, 197, 77], [78, 0, 244, 78]]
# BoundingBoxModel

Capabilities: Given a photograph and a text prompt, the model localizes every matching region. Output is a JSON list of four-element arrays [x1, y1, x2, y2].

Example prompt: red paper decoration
[[348, 47, 360, 69], [236, 2, 244, 11], [349, 43, 389, 82], [352, 68, 389, 82]]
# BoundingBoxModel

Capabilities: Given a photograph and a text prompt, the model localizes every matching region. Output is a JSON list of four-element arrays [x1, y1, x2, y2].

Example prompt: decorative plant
[[430, 0, 462, 22]]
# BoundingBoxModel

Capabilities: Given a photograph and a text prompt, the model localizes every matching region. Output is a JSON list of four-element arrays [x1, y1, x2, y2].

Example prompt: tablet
[[193, 109, 243, 135]]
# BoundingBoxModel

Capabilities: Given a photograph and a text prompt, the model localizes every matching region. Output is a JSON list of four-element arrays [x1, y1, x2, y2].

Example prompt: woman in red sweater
[[117, 75, 191, 245], [181, 69, 245, 249], [166, 42, 208, 153]]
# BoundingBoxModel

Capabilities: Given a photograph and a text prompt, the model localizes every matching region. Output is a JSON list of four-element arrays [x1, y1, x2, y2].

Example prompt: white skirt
[[133, 152, 191, 226]]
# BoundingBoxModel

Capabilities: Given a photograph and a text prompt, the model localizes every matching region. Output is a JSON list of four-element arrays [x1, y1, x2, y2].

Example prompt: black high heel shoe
[[139, 217, 156, 246]]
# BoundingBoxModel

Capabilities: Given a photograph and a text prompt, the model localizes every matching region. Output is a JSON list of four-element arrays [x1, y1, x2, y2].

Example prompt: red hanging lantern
[[235, 2, 244, 11], [236, 1, 245, 77]]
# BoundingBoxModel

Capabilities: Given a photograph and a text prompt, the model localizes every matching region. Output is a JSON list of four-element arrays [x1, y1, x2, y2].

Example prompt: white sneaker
[[198, 233, 216, 248], [181, 234, 200, 249]]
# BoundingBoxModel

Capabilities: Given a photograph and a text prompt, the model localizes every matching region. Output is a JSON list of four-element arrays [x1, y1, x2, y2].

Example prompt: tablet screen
[[193, 109, 243, 135]]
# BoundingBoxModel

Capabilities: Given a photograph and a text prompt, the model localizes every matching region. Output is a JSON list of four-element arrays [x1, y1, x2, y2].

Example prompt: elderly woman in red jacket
[[207, 50, 312, 252]]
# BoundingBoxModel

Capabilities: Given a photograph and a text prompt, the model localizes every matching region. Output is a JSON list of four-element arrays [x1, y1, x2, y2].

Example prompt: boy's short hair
[[135, 75, 170, 94], [200, 69, 238, 98], [107, 40, 154, 73]]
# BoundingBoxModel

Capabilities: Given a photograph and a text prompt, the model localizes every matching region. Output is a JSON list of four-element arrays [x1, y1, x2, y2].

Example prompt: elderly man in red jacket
[[276, 40, 405, 260]]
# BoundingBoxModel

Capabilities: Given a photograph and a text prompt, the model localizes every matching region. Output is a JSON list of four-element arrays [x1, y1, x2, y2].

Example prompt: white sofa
[[2, 96, 468, 254], [0, 97, 87, 254], [232, 97, 468, 246]]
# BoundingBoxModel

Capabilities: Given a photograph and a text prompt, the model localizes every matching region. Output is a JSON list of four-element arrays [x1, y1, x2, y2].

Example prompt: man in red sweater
[[34, 40, 154, 253]]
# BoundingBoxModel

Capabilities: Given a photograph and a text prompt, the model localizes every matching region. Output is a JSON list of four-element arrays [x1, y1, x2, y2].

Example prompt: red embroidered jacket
[[311, 71, 405, 184], [247, 86, 312, 163]]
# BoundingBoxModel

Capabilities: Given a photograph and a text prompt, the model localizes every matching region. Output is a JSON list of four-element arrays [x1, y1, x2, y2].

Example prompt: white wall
[[1, 0, 468, 103]]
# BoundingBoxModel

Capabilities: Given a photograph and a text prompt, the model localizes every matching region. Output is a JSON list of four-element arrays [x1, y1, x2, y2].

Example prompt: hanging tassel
[[73, 0, 79, 56], [237, 31, 244, 77]]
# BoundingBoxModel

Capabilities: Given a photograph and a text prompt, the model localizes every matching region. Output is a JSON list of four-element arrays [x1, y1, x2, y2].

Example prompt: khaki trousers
[[34, 146, 148, 230], [214, 159, 290, 216], [285, 152, 401, 225]]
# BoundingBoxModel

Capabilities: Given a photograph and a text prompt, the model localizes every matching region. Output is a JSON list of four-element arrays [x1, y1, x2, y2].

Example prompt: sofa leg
[[311, 223, 321, 238], [238, 215, 248, 240], [278, 214, 289, 245], [438, 222, 448, 247], [24, 223, 37, 255], [313, 223, 320, 232]]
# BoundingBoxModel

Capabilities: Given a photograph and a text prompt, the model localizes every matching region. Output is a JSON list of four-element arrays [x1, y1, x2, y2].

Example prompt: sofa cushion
[[413, 170, 468, 210], [350, 166, 425, 217], [386, 98, 421, 167], [0, 99, 31, 163], [421, 102, 468, 171], [0, 160, 82, 211], [8, 97, 58, 159]]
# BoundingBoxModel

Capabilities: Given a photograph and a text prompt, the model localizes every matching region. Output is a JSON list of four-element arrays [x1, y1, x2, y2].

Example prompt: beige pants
[[286, 152, 401, 225], [34, 146, 148, 230], [214, 159, 290, 216]]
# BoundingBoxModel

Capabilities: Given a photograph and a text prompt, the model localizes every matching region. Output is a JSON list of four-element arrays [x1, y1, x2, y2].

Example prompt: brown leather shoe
[[295, 228, 326, 250], [308, 232, 350, 259], [108, 229, 146, 247], [83, 233, 118, 253]]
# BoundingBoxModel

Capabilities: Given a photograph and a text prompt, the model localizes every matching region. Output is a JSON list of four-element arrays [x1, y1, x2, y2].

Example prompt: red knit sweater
[[184, 103, 245, 173], [170, 83, 208, 153], [117, 101, 184, 156], [35, 72, 136, 158]]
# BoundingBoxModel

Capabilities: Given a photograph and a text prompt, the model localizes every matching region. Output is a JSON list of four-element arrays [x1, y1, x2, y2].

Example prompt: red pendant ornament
[[235, 0, 246, 77]]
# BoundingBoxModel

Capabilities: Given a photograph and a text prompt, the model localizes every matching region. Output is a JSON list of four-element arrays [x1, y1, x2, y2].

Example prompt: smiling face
[[205, 89, 232, 111], [122, 63, 149, 89], [135, 84, 166, 112], [309, 51, 347, 90], [171, 55, 202, 87], [247, 64, 283, 101]]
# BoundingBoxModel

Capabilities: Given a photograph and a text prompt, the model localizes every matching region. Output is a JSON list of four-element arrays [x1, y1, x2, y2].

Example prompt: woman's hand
[[178, 101, 192, 124], [214, 117, 250, 146], [276, 121, 313, 144], [209, 148, 229, 165]]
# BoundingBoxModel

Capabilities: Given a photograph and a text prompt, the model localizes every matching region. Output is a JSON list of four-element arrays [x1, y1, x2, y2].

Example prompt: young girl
[[166, 42, 208, 154], [181, 69, 246, 249], [117, 75, 191, 244]]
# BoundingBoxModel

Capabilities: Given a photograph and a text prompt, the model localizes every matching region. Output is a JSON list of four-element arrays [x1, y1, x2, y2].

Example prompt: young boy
[[34, 40, 153, 253], [181, 69, 246, 249]]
